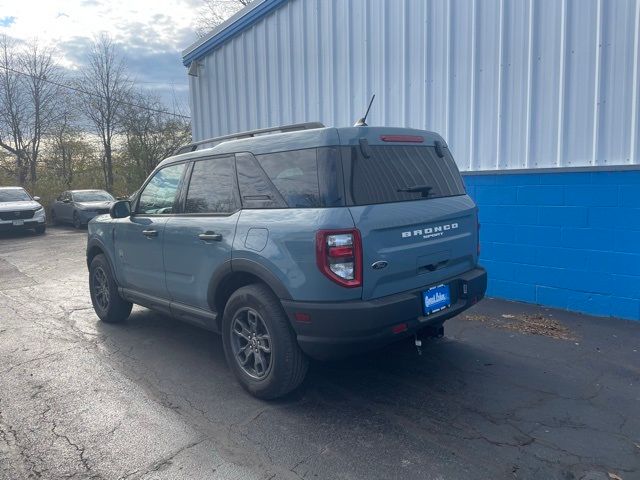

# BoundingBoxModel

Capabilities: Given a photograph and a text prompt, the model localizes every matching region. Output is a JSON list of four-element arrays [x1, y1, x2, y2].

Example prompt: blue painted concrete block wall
[[463, 169, 640, 321]]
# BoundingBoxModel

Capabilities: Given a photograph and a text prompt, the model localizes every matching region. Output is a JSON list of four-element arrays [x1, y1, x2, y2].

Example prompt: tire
[[51, 210, 58, 225], [73, 212, 82, 229], [34, 225, 46, 235], [89, 254, 132, 323], [222, 284, 308, 399]]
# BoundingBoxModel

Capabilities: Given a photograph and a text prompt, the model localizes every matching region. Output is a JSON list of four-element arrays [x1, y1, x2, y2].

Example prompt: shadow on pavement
[[93, 305, 639, 479]]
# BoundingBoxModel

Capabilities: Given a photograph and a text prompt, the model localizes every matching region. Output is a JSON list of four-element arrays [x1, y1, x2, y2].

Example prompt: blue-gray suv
[[86, 123, 486, 399]]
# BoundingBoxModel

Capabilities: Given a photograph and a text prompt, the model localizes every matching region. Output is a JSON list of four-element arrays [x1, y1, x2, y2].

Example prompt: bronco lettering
[[401, 222, 459, 239]]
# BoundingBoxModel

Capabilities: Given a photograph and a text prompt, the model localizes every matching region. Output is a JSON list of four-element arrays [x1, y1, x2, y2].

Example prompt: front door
[[113, 162, 187, 298], [164, 155, 239, 310]]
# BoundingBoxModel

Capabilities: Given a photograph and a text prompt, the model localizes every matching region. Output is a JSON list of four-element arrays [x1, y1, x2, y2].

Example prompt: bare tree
[[0, 35, 27, 184], [19, 41, 63, 184], [196, 0, 251, 37], [120, 91, 191, 186], [76, 34, 131, 192], [0, 35, 62, 185], [49, 100, 84, 188]]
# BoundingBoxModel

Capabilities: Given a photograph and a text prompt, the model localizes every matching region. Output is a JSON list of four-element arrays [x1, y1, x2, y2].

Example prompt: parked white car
[[0, 186, 46, 234]]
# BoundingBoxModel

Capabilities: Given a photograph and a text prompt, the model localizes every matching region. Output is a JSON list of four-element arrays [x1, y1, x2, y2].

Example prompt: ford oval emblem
[[371, 260, 388, 270]]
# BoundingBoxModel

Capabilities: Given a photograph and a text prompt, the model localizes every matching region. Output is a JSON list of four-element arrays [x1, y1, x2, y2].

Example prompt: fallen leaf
[[609, 473, 623, 480], [501, 314, 515, 319]]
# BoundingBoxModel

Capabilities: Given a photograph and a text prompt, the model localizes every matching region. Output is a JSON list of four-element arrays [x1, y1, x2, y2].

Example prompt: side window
[[236, 153, 286, 209], [184, 156, 236, 214], [255, 149, 321, 208], [137, 163, 185, 215]]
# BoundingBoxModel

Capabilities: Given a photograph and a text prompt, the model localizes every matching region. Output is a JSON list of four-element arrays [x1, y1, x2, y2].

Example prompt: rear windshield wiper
[[397, 185, 433, 197]]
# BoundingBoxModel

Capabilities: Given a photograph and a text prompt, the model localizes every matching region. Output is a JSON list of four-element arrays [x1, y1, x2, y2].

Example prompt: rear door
[[59, 192, 73, 221], [52, 192, 65, 221], [164, 155, 239, 311], [341, 137, 478, 301]]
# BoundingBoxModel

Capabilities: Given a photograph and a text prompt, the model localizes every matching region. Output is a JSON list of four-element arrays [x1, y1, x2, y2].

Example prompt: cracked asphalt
[[0, 227, 639, 480]]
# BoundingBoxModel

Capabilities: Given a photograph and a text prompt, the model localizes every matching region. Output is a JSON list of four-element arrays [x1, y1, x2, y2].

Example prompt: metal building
[[183, 0, 640, 171], [182, 0, 640, 321]]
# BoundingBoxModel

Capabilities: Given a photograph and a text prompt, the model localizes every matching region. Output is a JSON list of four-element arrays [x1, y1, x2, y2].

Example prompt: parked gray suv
[[87, 123, 486, 399]]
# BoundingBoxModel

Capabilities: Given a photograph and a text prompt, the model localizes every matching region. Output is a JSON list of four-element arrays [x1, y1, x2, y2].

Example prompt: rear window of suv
[[341, 145, 466, 206]]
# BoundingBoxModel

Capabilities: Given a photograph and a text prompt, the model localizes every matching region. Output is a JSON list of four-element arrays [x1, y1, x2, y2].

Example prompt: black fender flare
[[208, 258, 293, 314], [231, 258, 292, 300], [86, 238, 116, 276]]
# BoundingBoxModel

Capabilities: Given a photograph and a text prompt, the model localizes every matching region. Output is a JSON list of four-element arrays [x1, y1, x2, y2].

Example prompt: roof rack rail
[[173, 122, 325, 155]]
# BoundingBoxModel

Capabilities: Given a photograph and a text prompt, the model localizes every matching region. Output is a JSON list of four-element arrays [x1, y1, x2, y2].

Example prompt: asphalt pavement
[[0, 227, 638, 480]]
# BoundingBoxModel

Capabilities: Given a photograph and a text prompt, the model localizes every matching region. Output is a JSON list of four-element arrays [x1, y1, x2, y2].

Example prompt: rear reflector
[[294, 312, 311, 323], [392, 323, 408, 334], [380, 135, 424, 143]]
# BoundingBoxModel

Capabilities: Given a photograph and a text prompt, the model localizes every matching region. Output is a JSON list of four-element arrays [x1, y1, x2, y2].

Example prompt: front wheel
[[34, 225, 46, 234], [89, 254, 132, 323], [222, 284, 308, 399], [73, 212, 82, 229]]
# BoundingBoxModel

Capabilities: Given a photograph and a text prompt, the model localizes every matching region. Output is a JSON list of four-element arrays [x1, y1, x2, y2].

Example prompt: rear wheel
[[89, 254, 132, 323], [222, 284, 308, 399], [51, 210, 58, 225]]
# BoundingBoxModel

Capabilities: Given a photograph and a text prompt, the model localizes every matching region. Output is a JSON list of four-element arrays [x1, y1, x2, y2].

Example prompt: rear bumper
[[282, 267, 487, 360]]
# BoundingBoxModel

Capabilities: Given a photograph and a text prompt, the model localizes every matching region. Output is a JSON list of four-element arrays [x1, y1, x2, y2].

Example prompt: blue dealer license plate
[[423, 284, 451, 316]]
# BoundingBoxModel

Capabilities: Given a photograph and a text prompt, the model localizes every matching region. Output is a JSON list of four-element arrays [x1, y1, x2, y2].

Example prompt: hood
[[75, 201, 113, 210], [0, 200, 42, 212]]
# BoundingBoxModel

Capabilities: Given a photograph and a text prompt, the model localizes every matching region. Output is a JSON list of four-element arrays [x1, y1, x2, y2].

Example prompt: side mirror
[[110, 200, 131, 219], [63, 199, 71, 203], [33, 196, 41, 202]]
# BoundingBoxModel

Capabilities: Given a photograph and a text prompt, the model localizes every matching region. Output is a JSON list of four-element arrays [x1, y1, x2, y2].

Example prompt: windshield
[[73, 191, 114, 202], [0, 189, 31, 202]]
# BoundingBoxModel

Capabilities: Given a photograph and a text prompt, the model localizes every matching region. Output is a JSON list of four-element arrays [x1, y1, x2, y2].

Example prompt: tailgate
[[350, 195, 478, 300]]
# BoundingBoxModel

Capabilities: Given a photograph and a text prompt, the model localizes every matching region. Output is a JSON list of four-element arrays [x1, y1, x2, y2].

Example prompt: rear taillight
[[316, 229, 362, 288]]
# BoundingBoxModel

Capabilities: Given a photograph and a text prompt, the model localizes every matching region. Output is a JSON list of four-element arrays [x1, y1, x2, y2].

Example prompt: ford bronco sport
[[86, 123, 486, 399]]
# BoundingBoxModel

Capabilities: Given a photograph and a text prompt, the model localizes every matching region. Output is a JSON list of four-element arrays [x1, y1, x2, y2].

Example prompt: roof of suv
[[158, 126, 446, 169]]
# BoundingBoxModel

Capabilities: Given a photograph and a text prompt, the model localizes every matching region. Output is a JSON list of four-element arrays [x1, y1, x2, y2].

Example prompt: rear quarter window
[[342, 145, 466, 206], [255, 149, 321, 208]]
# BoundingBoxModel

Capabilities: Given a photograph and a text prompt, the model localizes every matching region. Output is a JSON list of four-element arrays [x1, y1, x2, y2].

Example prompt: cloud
[[0, 0, 199, 108]]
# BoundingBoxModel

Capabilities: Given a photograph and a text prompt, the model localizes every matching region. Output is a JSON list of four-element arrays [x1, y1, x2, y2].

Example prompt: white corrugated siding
[[188, 0, 640, 171]]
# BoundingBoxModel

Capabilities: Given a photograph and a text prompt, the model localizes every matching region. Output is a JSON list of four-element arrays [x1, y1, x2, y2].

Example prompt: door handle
[[142, 229, 158, 237], [198, 232, 222, 242]]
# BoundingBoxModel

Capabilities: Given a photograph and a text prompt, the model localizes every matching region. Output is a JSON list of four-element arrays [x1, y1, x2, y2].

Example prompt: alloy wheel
[[93, 266, 110, 311], [230, 307, 272, 379]]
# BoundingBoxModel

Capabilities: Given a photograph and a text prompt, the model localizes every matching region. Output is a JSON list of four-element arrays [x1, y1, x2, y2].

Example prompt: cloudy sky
[[0, 0, 213, 112]]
